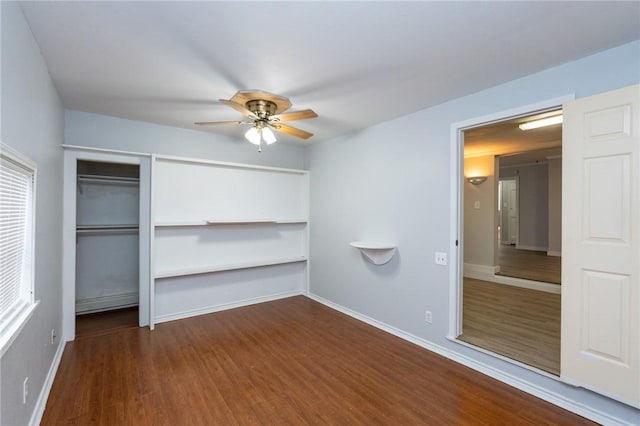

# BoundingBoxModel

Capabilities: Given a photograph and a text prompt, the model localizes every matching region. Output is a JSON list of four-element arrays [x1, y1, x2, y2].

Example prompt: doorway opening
[[454, 104, 564, 375]]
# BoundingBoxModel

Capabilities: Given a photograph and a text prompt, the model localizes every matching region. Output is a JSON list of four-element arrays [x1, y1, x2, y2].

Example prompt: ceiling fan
[[195, 90, 318, 151]]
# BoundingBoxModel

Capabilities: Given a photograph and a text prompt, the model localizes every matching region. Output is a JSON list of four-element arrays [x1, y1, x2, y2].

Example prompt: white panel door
[[500, 179, 518, 245], [507, 183, 518, 245], [562, 84, 639, 407]]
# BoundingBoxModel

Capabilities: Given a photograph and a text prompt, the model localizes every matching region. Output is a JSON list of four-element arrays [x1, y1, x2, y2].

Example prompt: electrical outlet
[[435, 252, 447, 265], [23, 377, 29, 404], [51, 328, 57, 345], [425, 311, 432, 324]]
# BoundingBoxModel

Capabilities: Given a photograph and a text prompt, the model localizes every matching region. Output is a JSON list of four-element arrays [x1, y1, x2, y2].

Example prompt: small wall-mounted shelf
[[350, 241, 397, 265]]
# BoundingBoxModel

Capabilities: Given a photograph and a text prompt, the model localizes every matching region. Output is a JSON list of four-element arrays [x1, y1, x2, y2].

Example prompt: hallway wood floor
[[496, 244, 561, 284], [459, 278, 560, 375], [42, 296, 590, 425]]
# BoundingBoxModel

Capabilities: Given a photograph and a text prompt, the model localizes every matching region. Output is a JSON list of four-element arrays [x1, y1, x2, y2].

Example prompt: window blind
[[0, 154, 33, 323]]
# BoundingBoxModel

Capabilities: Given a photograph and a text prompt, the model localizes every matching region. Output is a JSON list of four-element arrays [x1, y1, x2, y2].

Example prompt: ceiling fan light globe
[[245, 127, 261, 145], [262, 127, 277, 144]]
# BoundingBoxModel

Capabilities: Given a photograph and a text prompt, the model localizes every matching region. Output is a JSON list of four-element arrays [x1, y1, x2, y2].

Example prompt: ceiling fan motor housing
[[246, 99, 277, 118], [230, 90, 293, 115]]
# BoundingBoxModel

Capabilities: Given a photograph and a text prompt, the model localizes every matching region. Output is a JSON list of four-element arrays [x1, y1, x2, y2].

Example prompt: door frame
[[447, 94, 574, 339], [62, 146, 151, 341]]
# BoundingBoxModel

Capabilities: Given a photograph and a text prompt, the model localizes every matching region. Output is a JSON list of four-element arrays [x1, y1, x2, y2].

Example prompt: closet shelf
[[77, 174, 139, 185], [155, 256, 307, 279], [155, 219, 307, 227]]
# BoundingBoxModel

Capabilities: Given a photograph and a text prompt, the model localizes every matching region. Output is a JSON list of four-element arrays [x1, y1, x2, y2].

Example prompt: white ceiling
[[19, 1, 640, 145]]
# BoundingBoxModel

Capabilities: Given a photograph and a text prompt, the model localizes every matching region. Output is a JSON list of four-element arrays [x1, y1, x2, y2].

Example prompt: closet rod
[[77, 174, 139, 184], [76, 225, 139, 235]]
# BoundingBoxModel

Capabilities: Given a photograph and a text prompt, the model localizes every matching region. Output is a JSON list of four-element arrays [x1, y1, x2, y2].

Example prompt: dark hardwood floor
[[43, 296, 593, 425], [75, 307, 139, 340]]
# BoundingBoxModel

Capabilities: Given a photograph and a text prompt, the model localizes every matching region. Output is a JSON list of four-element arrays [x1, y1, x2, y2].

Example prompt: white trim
[[149, 155, 156, 330], [62, 144, 151, 157], [75, 292, 139, 314], [154, 290, 303, 324], [307, 293, 632, 426], [0, 301, 39, 358], [0, 142, 38, 357], [1, 142, 37, 169], [547, 250, 561, 257], [29, 339, 65, 426], [154, 153, 308, 175], [465, 271, 561, 294], [515, 244, 548, 252], [464, 263, 500, 276], [448, 126, 463, 338], [62, 148, 151, 340]]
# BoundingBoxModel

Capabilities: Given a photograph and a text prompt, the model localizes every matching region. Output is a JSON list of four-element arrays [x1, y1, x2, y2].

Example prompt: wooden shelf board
[[155, 256, 307, 279]]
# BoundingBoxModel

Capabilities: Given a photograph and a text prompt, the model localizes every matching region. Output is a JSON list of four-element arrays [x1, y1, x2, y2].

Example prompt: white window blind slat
[[0, 146, 35, 344]]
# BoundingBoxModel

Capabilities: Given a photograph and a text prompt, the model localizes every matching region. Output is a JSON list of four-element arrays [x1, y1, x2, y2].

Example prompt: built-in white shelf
[[207, 219, 277, 225], [155, 256, 307, 279], [150, 154, 309, 329], [350, 241, 397, 265], [155, 219, 307, 228]]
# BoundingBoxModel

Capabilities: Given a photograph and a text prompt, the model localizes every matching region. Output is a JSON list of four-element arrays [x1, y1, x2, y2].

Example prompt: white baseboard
[[547, 250, 561, 257], [154, 290, 303, 324], [29, 338, 65, 426], [515, 244, 547, 252], [76, 292, 138, 314], [483, 274, 560, 294], [305, 293, 632, 426], [464, 263, 560, 294], [464, 263, 500, 276]]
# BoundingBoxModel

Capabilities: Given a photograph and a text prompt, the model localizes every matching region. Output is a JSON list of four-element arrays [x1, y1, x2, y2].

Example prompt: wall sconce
[[467, 176, 487, 185]]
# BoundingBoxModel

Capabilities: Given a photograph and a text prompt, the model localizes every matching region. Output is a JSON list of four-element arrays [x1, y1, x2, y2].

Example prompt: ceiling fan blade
[[194, 120, 249, 126], [270, 109, 318, 123], [219, 99, 257, 118], [271, 123, 314, 139]]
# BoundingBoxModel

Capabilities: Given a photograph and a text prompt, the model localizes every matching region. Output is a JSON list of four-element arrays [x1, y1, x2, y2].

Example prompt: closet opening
[[75, 160, 140, 331]]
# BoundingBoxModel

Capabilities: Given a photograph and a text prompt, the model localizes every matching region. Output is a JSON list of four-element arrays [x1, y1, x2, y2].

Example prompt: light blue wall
[[65, 110, 306, 170], [0, 3, 65, 425], [306, 40, 640, 422]]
